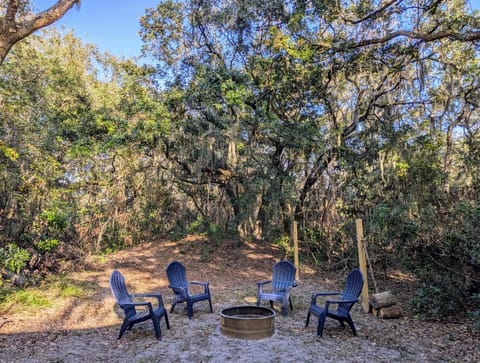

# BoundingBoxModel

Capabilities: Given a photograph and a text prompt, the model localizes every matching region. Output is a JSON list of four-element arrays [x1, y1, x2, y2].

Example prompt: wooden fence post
[[292, 221, 299, 280], [356, 218, 370, 313]]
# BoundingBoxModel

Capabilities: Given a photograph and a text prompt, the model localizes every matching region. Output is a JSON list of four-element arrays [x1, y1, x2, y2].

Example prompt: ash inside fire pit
[[220, 306, 275, 339]]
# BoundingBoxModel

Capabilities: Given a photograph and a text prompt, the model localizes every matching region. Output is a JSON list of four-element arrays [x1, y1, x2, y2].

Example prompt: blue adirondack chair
[[305, 268, 364, 337], [165, 261, 213, 319], [109, 269, 170, 340], [256, 260, 297, 316]]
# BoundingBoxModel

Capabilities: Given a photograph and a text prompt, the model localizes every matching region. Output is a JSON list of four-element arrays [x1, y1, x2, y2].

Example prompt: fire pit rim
[[220, 305, 276, 319], [220, 305, 276, 339]]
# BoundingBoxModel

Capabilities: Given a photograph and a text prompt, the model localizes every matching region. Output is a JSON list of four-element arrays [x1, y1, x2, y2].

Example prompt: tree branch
[[345, 29, 480, 49], [0, 0, 80, 65], [341, 0, 401, 25], [16, 0, 81, 41]]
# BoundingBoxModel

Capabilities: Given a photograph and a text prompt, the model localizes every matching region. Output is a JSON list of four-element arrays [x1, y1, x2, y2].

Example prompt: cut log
[[378, 304, 403, 319], [369, 290, 397, 309]]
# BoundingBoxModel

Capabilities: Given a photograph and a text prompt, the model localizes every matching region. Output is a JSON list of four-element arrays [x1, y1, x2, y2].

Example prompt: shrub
[[275, 234, 292, 259], [0, 244, 31, 274], [35, 239, 60, 253], [39, 204, 69, 232], [470, 309, 480, 333], [410, 283, 463, 319]]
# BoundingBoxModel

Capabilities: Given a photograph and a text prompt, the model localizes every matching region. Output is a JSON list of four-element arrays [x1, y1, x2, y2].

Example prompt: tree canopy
[[1, 0, 479, 319]]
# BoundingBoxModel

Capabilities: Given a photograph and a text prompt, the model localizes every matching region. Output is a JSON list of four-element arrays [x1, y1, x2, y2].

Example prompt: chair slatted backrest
[[166, 261, 189, 296], [109, 269, 136, 319], [338, 268, 364, 317], [272, 260, 296, 292]]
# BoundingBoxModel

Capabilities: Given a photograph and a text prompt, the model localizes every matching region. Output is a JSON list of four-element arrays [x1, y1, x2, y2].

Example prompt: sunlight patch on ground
[[244, 252, 275, 260], [388, 270, 417, 282], [243, 296, 257, 304]]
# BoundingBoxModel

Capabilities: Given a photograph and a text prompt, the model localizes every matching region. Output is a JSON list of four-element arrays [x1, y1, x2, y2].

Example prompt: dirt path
[[0, 237, 478, 362]]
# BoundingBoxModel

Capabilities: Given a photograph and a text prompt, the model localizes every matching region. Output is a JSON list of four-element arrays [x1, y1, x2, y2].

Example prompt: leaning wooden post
[[356, 218, 370, 313], [292, 221, 300, 280]]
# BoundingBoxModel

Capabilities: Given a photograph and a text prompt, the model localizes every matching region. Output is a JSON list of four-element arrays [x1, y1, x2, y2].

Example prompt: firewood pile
[[369, 290, 403, 319]]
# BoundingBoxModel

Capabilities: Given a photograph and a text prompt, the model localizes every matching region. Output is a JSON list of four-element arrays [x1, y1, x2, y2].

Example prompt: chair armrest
[[190, 281, 208, 287], [190, 281, 209, 293], [132, 293, 165, 307], [311, 291, 341, 305], [326, 298, 358, 305], [119, 300, 154, 314], [256, 280, 272, 287], [324, 298, 358, 312], [120, 300, 150, 307], [168, 284, 188, 293]]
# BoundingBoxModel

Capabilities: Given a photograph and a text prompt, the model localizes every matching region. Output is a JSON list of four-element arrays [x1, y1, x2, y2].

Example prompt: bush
[[275, 234, 292, 260], [470, 309, 480, 333], [410, 283, 464, 319], [35, 239, 60, 253], [187, 216, 209, 235], [39, 204, 69, 232], [0, 244, 31, 274]]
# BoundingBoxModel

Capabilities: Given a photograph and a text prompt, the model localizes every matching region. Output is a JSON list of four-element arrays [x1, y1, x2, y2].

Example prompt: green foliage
[[220, 79, 249, 106], [411, 283, 463, 319], [275, 234, 292, 260], [0, 244, 31, 274], [39, 204, 69, 232], [187, 216, 226, 241], [0, 144, 19, 161], [366, 203, 418, 268], [59, 285, 84, 298], [51, 275, 89, 298], [0, 286, 11, 304], [35, 239, 60, 253], [99, 230, 125, 255], [200, 244, 211, 262], [187, 216, 209, 236], [303, 228, 327, 262], [0, 275, 94, 314], [4, 289, 52, 309]]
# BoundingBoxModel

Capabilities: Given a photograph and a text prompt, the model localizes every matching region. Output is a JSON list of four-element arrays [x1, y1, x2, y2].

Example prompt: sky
[[34, 0, 480, 60], [35, 0, 159, 59]]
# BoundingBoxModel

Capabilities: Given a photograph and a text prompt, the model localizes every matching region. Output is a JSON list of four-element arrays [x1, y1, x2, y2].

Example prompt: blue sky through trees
[[33, 0, 480, 59]]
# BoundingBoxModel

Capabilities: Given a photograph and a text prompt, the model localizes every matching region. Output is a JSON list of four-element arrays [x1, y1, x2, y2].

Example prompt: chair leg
[[305, 311, 311, 327], [282, 298, 288, 316], [187, 300, 194, 319], [208, 297, 213, 313], [118, 319, 130, 339], [344, 316, 357, 336], [152, 317, 162, 340], [269, 300, 274, 309], [164, 312, 170, 329], [317, 313, 327, 337], [170, 301, 177, 313], [289, 296, 293, 311]]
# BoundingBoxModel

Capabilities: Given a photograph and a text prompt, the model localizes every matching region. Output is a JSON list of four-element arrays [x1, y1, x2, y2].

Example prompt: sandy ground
[[0, 237, 479, 362]]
